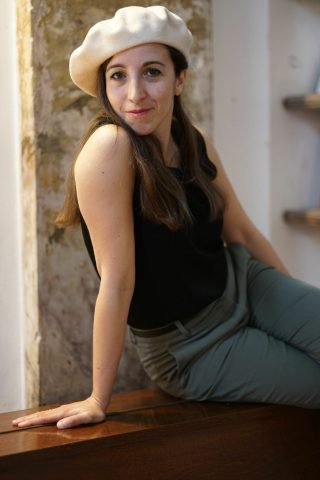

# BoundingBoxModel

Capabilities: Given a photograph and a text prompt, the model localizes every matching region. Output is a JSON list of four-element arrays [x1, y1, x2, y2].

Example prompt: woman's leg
[[167, 253, 320, 408], [130, 246, 320, 408], [131, 312, 320, 408], [172, 324, 320, 408], [247, 259, 320, 364]]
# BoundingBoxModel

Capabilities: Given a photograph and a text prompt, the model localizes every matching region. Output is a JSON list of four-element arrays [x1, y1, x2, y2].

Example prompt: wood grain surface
[[0, 388, 319, 480]]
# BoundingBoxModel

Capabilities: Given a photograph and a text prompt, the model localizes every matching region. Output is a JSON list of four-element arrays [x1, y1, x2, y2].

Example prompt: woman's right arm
[[12, 125, 136, 429]]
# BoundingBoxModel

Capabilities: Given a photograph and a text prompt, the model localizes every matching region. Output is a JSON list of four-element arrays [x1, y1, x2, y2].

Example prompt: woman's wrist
[[90, 392, 109, 411]]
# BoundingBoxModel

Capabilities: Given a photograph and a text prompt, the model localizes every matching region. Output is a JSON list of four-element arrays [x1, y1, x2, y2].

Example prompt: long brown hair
[[55, 46, 225, 230]]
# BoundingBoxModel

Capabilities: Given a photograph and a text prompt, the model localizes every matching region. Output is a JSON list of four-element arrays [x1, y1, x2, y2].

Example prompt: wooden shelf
[[282, 90, 320, 227], [283, 209, 320, 226], [282, 93, 320, 111]]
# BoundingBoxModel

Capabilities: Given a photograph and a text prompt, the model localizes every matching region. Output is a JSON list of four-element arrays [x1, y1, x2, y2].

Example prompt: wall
[[17, 0, 42, 410], [269, 0, 320, 285], [0, 0, 24, 412], [212, 0, 270, 236], [213, 0, 320, 285]]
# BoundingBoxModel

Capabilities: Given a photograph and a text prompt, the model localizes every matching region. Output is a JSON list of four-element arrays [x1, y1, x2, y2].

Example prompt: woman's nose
[[128, 78, 146, 102]]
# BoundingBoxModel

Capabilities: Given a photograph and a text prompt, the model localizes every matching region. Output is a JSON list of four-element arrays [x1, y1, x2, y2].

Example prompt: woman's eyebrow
[[106, 61, 166, 72]]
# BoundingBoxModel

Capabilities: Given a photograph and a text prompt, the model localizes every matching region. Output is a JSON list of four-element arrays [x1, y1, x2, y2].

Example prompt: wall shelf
[[282, 91, 320, 226], [282, 93, 320, 111], [283, 209, 320, 226]]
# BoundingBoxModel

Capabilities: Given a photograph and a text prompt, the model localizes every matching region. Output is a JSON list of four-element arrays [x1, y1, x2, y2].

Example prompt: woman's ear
[[175, 70, 187, 96]]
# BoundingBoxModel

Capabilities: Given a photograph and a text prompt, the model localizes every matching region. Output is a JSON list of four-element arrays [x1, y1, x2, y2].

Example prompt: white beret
[[69, 5, 193, 97]]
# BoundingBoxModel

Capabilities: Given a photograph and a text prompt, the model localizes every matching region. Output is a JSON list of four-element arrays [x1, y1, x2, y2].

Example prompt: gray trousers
[[129, 244, 320, 408]]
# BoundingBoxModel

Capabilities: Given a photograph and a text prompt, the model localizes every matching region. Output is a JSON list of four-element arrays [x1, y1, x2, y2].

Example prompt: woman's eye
[[110, 71, 126, 80], [145, 68, 161, 78]]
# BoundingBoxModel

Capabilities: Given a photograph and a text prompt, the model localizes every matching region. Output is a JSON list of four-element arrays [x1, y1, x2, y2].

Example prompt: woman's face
[[105, 43, 186, 142]]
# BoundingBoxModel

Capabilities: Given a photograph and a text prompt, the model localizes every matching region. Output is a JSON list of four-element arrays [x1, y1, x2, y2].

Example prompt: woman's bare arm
[[76, 125, 136, 411], [13, 124, 136, 429], [201, 131, 289, 275]]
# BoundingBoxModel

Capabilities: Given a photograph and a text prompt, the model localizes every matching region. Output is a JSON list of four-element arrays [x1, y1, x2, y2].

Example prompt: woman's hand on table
[[12, 396, 106, 430]]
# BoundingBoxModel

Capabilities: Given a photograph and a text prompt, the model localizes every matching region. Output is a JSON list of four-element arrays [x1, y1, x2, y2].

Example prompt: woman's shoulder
[[75, 124, 133, 181], [75, 124, 135, 226], [90, 123, 130, 143], [77, 124, 132, 162]]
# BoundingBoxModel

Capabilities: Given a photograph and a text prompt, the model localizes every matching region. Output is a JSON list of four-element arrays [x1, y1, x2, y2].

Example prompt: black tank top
[[80, 133, 227, 329]]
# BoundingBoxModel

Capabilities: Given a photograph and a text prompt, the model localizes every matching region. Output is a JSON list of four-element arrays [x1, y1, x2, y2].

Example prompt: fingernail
[[57, 420, 65, 429]]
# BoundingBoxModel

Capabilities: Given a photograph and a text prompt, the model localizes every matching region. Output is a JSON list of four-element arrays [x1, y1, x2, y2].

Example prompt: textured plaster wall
[[17, 0, 40, 408], [22, 0, 213, 405]]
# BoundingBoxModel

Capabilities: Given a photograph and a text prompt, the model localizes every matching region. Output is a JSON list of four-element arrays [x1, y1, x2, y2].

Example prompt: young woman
[[13, 5, 320, 430]]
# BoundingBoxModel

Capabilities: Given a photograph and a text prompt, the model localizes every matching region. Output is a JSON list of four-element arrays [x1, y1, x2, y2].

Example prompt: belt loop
[[129, 327, 138, 345], [174, 320, 191, 337]]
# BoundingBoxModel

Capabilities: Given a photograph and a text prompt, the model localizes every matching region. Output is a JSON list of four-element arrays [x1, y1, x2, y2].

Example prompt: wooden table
[[0, 388, 319, 479]]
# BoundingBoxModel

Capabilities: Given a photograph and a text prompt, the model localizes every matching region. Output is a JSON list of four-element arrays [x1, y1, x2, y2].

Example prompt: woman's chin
[[129, 125, 154, 136]]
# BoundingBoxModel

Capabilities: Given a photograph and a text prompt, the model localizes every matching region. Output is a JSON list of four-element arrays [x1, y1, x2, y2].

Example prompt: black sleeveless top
[[80, 133, 227, 329]]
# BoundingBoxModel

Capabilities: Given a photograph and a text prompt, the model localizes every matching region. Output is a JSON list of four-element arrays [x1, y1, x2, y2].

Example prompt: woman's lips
[[126, 108, 152, 117]]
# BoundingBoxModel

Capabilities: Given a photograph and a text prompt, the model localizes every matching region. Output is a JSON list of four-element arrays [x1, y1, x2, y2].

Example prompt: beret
[[69, 5, 193, 97]]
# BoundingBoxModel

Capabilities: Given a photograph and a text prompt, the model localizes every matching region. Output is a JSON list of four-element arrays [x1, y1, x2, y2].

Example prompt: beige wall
[[0, 0, 24, 412], [18, 0, 213, 405]]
